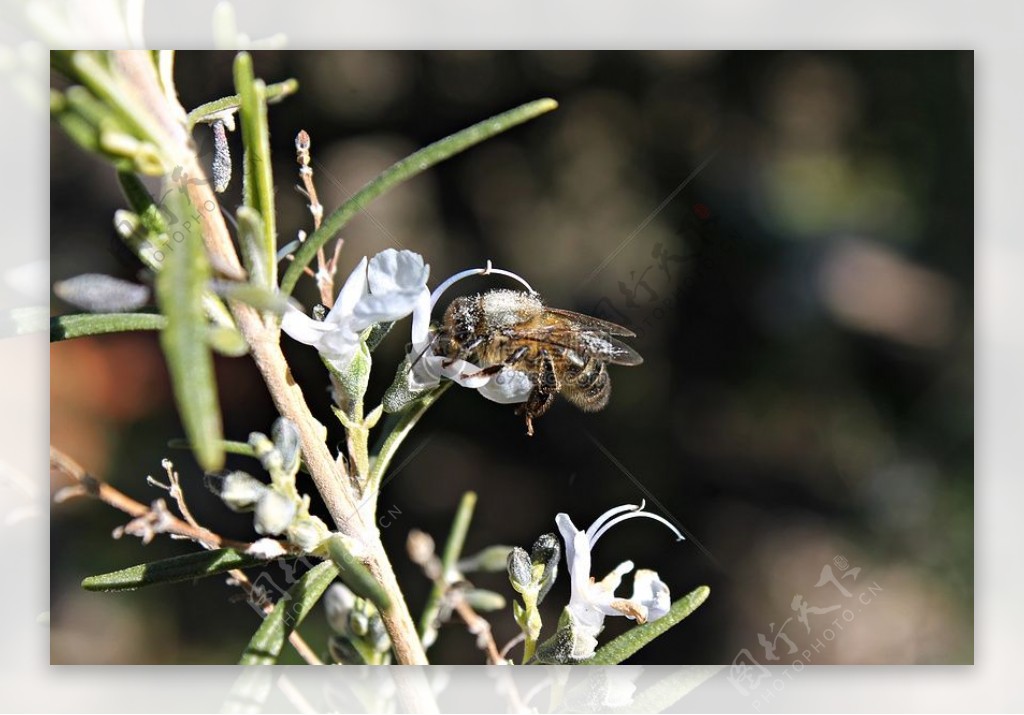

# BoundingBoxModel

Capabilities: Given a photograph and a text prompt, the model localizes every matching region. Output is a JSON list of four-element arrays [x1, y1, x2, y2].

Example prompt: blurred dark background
[[50, 51, 972, 664]]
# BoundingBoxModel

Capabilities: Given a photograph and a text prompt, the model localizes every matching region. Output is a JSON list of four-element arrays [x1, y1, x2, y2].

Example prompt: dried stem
[[295, 128, 340, 307], [51, 446, 323, 665], [51, 446, 244, 549], [408, 494, 504, 664], [452, 597, 503, 665]]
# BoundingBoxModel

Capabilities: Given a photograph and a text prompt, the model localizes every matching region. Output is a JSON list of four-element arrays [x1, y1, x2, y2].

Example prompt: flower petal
[[409, 353, 444, 391], [441, 358, 491, 388], [351, 289, 422, 331], [367, 249, 429, 296], [410, 287, 433, 346], [475, 369, 533, 404], [631, 569, 671, 622], [281, 306, 331, 346], [555, 513, 582, 574], [330, 256, 369, 323]]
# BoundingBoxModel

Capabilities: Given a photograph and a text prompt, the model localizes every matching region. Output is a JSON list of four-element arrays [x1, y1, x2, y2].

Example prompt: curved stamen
[[585, 502, 644, 541], [429, 261, 536, 310], [590, 507, 685, 547]]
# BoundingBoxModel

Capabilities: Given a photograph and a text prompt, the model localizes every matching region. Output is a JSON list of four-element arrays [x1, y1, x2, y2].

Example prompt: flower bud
[[507, 546, 533, 594], [530, 532, 561, 603], [349, 609, 370, 637], [457, 544, 514, 573], [328, 635, 366, 665], [53, 273, 151, 313], [204, 470, 267, 512], [325, 583, 357, 635], [366, 613, 391, 654], [249, 432, 282, 474], [253, 490, 296, 535], [287, 515, 329, 552], [271, 418, 301, 475], [463, 588, 507, 612]]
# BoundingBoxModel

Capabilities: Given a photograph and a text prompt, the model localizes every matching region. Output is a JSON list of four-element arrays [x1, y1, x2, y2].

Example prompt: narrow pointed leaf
[[282, 98, 559, 295], [155, 188, 224, 471], [186, 78, 298, 128], [82, 548, 271, 591], [326, 536, 391, 613], [583, 586, 710, 665], [239, 560, 338, 665], [50, 312, 167, 341], [233, 53, 277, 289]]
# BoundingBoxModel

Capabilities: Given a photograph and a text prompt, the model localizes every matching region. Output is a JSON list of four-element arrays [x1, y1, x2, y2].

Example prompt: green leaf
[[212, 280, 291, 315], [50, 313, 167, 341], [168, 438, 311, 475], [186, 78, 298, 128], [68, 52, 172, 172], [281, 98, 559, 295], [82, 548, 271, 591], [583, 586, 711, 665], [326, 535, 391, 613], [233, 52, 277, 290], [117, 171, 170, 238], [207, 325, 250, 356], [239, 560, 338, 665], [235, 206, 269, 290], [419, 491, 477, 648], [155, 188, 224, 471]]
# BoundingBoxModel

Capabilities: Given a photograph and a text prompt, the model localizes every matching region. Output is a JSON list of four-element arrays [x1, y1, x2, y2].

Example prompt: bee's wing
[[581, 332, 644, 366], [543, 308, 638, 337], [514, 325, 644, 366]]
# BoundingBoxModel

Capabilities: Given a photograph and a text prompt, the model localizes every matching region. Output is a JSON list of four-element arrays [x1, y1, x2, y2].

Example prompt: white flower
[[281, 249, 428, 371], [253, 490, 297, 535], [245, 538, 288, 560], [403, 262, 536, 404], [555, 501, 683, 659]]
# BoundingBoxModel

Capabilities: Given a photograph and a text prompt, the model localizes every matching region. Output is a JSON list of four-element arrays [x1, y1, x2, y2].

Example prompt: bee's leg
[[461, 345, 530, 379], [514, 352, 558, 436], [441, 336, 488, 368]]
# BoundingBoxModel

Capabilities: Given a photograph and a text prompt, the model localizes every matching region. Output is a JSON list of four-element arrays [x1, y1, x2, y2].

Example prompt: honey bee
[[432, 289, 643, 436]]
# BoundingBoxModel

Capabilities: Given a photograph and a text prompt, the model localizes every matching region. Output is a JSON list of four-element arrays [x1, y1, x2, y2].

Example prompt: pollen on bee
[[479, 289, 543, 327]]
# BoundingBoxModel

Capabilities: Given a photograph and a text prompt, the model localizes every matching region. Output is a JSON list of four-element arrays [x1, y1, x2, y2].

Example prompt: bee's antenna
[[407, 330, 440, 373]]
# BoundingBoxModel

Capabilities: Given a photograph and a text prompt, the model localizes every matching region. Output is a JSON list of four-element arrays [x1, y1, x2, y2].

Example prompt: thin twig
[[499, 632, 526, 660], [51, 446, 245, 549], [417, 492, 477, 647], [51, 445, 323, 665], [408, 494, 504, 663], [228, 569, 324, 665], [451, 595, 504, 664], [296, 129, 338, 307]]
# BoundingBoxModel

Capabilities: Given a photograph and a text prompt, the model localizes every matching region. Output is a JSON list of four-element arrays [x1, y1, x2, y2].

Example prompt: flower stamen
[[429, 261, 536, 311]]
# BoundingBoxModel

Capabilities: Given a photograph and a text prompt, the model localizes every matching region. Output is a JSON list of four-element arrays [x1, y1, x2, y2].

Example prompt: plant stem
[[364, 540, 429, 664], [107, 50, 427, 664], [419, 491, 476, 648]]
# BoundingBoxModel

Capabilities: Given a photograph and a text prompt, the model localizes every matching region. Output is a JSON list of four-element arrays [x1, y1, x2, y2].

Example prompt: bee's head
[[437, 295, 480, 357]]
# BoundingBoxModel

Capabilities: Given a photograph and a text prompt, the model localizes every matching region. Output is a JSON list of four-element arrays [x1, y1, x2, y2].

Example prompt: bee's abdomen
[[565, 355, 610, 411]]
